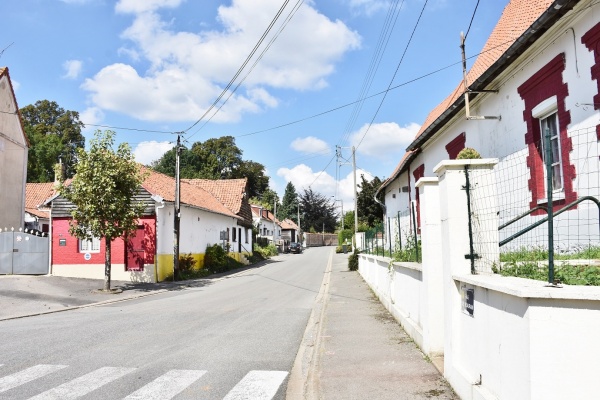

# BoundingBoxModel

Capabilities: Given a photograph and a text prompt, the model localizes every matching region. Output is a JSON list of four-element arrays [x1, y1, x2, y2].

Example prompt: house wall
[[0, 73, 27, 230], [384, 5, 600, 252], [51, 216, 157, 282], [154, 204, 244, 281]]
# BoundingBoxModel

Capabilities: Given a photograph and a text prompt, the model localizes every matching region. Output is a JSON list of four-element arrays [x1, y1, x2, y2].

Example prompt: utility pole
[[353, 146, 358, 234], [173, 134, 182, 280]]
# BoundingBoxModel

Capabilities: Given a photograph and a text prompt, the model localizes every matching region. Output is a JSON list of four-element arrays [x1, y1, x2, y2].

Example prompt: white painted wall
[[383, 4, 600, 252]]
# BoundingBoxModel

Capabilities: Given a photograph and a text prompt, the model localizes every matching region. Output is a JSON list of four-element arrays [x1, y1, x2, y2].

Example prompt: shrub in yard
[[348, 249, 359, 271], [204, 244, 243, 274], [456, 147, 481, 160]]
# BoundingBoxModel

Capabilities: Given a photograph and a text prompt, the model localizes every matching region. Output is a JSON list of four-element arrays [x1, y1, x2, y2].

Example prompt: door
[[126, 226, 145, 271]]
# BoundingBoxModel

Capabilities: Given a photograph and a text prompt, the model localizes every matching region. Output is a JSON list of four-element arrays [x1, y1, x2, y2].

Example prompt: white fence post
[[434, 159, 498, 398], [415, 177, 445, 359]]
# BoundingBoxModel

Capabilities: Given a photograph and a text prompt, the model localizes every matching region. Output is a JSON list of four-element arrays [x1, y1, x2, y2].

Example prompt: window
[[245, 228, 249, 243], [79, 237, 100, 253], [232, 227, 237, 242], [539, 112, 563, 193]]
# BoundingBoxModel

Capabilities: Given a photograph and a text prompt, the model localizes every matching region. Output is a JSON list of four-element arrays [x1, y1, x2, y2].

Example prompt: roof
[[250, 205, 279, 224], [0, 67, 29, 148], [140, 167, 241, 220], [25, 182, 57, 218], [280, 218, 298, 230], [182, 178, 252, 226], [378, 0, 580, 194]]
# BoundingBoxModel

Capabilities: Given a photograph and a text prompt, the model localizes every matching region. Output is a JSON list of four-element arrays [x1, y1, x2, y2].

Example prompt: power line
[[182, 0, 294, 134], [82, 123, 173, 134], [355, 0, 429, 151], [464, 0, 481, 41]]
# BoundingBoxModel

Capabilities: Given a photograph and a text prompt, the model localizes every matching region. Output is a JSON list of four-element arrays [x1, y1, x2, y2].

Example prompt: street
[[0, 247, 330, 399]]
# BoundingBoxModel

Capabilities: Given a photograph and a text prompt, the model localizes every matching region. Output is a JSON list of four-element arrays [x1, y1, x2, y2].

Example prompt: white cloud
[[350, 122, 419, 159], [291, 136, 330, 155], [277, 164, 375, 212], [348, 0, 391, 16], [133, 141, 174, 165], [82, 0, 361, 123], [62, 60, 83, 79], [115, 0, 184, 14], [79, 107, 105, 131]]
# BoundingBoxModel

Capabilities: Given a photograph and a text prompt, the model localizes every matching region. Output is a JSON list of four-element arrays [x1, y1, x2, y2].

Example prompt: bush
[[338, 229, 353, 245], [169, 253, 210, 281], [335, 246, 343, 253], [253, 243, 278, 258], [348, 249, 359, 271], [204, 244, 243, 274], [456, 147, 481, 160]]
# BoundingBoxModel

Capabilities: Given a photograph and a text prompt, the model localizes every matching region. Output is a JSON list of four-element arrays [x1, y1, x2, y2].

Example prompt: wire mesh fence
[[362, 207, 421, 262], [466, 126, 600, 285]]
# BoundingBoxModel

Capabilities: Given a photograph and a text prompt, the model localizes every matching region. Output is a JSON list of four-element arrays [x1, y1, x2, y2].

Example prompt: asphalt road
[[0, 247, 330, 399]]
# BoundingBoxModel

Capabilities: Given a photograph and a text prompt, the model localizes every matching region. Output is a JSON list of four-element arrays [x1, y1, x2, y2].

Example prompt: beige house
[[0, 67, 28, 230]]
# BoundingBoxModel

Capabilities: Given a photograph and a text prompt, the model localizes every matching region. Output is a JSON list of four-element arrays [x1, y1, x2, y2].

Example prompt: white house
[[251, 205, 281, 243], [378, 0, 600, 256], [0, 67, 28, 231]]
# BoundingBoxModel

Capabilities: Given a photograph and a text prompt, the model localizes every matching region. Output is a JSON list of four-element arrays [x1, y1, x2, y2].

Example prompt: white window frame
[[79, 236, 101, 253], [532, 97, 564, 203]]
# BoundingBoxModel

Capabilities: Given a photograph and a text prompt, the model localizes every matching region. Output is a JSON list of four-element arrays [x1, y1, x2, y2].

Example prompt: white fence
[[359, 159, 600, 400]]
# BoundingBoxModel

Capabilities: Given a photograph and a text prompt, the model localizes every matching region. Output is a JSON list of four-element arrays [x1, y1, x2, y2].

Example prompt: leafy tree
[[279, 182, 299, 222], [299, 188, 337, 233], [250, 188, 280, 212], [357, 175, 384, 227], [58, 130, 146, 292], [20, 100, 85, 182], [151, 136, 269, 199]]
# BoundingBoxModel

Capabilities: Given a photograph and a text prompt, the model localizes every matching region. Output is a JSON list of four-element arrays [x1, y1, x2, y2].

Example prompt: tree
[[250, 188, 280, 212], [279, 182, 299, 222], [356, 175, 384, 227], [58, 130, 146, 292], [151, 136, 269, 199], [20, 100, 85, 182], [299, 188, 337, 233]]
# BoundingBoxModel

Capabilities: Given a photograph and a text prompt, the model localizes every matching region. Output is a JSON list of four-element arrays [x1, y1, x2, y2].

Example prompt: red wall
[[52, 217, 156, 266]]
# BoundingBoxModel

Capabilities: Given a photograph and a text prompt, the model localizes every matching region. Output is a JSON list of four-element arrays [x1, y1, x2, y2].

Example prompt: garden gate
[[0, 230, 49, 274]]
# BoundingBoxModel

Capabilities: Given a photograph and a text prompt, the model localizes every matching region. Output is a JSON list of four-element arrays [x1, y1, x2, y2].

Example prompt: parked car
[[289, 242, 302, 254]]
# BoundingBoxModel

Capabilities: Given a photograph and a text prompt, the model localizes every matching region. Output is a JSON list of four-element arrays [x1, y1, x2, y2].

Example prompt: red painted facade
[[581, 21, 600, 140], [445, 132, 466, 159], [413, 164, 425, 231], [52, 217, 156, 269], [517, 53, 577, 215]]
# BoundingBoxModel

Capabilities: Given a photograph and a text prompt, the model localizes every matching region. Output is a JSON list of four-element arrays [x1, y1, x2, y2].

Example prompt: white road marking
[[29, 366, 135, 399], [123, 369, 206, 400], [223, 370, 288, 400], [0, 365, 67, 393]]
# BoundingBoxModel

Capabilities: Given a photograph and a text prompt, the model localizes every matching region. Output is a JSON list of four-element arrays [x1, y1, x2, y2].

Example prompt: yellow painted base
[[155, 251, 250, 282]]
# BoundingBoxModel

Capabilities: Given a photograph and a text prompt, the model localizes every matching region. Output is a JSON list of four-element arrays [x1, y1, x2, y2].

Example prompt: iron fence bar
[[499, 196, 600, 247], [464, 165, 476, 274], [388, 217, 392, 256], [397, 211, 402, 251], [498, 206, 547, 230]]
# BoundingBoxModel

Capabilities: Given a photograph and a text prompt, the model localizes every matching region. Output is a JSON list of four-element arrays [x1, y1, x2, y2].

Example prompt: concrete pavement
[[0, 251, 457, 399]]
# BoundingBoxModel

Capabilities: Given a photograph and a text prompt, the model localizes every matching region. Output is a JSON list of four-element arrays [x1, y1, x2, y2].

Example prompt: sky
[[1, 0, 509, 211]]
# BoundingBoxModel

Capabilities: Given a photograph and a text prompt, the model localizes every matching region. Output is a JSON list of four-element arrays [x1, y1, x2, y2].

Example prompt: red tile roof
[[251, 205, 278, 224], [140, 167, 240, 220], [280, 218, 298, 230], [25, 182, 57, 218]]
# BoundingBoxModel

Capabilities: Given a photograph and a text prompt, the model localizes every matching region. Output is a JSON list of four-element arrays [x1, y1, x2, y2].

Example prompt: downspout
[[152, 195, 165, 283]]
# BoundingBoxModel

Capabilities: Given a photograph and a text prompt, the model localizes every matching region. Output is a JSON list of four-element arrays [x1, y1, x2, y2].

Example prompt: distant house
[[377, 0, 600, 252], [24, 182, 56, 233], [251, 205, 281, 244], [280, 218, 300, 243], [0, 67, 28, 230], [48, 168, 250, 282]]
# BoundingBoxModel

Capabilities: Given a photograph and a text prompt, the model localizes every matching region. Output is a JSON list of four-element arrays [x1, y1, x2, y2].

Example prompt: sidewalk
[[0, 274, 201, 321], [288, 251, 457, 400]]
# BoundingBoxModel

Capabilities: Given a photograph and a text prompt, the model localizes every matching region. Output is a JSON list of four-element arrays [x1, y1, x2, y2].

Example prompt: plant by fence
[[465, 126, 600, 285]]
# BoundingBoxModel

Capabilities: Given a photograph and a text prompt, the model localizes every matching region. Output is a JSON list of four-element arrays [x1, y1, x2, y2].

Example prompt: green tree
[[279, 182, 299, 222], [58, 130, 146, 292], [357, 175, 384, 227], [250, 188, 280, 212], [20, 100, 85, 182], [299, 188, 337, 233], [151, 136, 269, 199]]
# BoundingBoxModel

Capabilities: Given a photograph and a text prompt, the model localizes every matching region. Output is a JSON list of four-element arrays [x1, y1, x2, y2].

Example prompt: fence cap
[[433, 158, 499, 175], [415, 177, 438, 188]]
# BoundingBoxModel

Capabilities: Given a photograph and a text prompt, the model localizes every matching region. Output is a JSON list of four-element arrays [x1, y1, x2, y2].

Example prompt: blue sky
[[2, 0, 507, 208]]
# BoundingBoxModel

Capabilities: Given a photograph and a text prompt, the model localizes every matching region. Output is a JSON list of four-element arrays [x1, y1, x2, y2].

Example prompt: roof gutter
[[406, 0, 580, 153]]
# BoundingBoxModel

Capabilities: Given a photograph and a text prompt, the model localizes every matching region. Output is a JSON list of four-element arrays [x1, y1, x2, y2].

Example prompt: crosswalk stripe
[[123, 369, 207, 400], [29, 366, 136, 400], [223, 370, 288, 400], [0, 365, 67, 393]]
